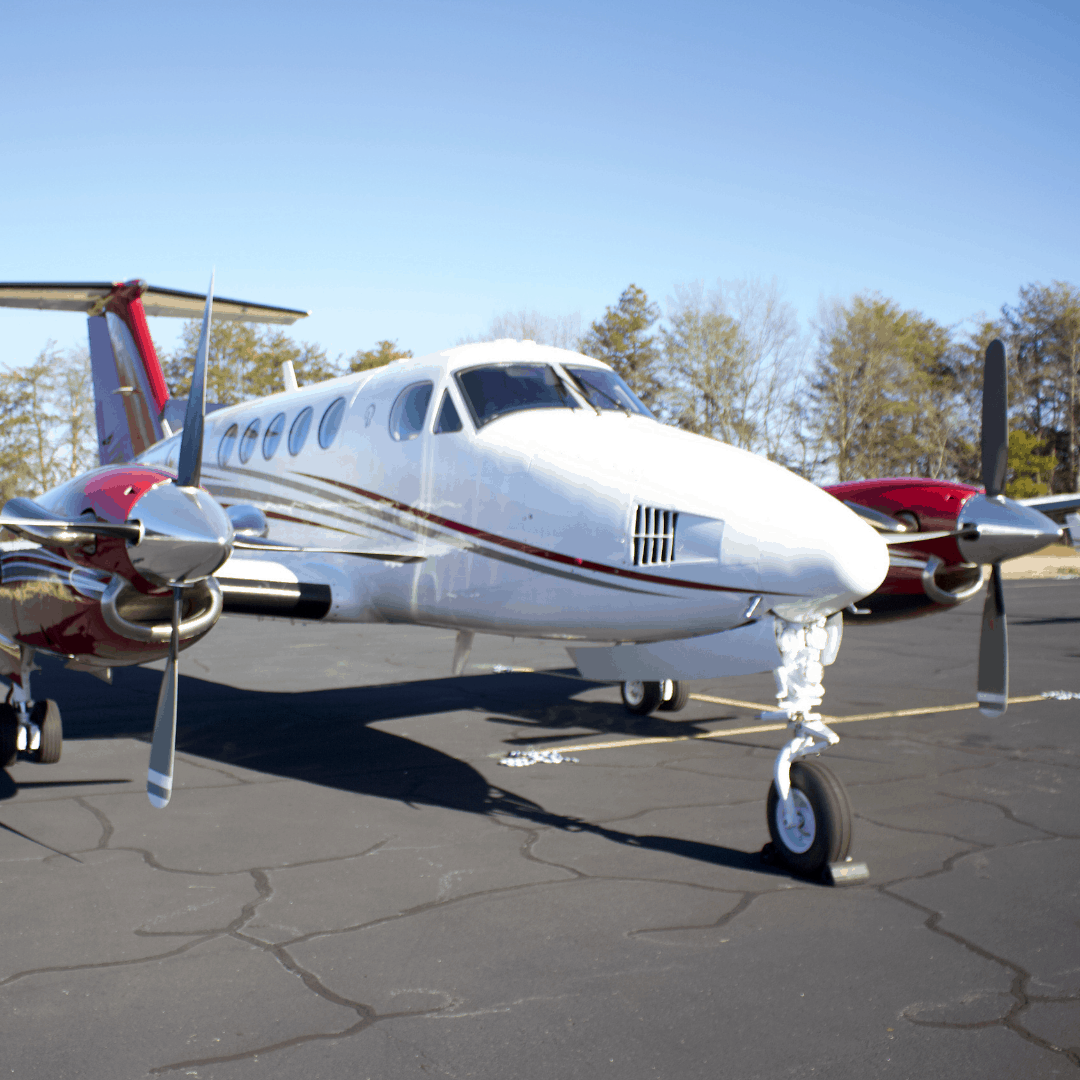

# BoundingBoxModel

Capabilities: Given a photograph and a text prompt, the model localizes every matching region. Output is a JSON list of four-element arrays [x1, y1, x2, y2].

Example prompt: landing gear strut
[[621, 680, 689, 715], [762, 616, 859, 880], [0, 647, 62, 767]]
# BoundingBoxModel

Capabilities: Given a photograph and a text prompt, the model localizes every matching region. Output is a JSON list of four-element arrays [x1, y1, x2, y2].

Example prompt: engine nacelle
[[825, 478, 987, 623]]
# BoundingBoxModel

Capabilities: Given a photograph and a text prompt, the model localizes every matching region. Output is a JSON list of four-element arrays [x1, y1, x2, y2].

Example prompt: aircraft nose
[[751, 489, 889, 621]]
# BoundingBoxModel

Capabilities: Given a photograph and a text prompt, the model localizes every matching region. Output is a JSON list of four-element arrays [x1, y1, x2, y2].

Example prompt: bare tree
[[660, 278, 806, 460], [460, 308, 583, 351], [806, 294, 957, 482], [0, 343, 96, 502], [661, 282, 748, 444]]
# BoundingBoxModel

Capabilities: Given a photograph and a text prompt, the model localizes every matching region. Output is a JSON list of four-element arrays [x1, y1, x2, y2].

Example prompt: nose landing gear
[[763, 616, 864, 883]]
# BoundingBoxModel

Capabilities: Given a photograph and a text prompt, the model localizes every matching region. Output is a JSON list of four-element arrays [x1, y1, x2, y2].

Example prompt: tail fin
[[89, 282, 170, 464], [0, 281, 309, 465]]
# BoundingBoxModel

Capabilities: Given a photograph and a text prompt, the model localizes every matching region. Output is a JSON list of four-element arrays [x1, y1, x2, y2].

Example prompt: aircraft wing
[[1016, 492, 1080, 522], [0, 282, 309, 325]]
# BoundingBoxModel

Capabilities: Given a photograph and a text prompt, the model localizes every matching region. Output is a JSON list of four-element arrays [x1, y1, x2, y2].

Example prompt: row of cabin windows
[[216, 362, 640, 465], [218, 397, 346, 467]]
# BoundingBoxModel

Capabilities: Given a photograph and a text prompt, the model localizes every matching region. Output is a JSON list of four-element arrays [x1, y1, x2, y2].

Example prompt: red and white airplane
[[0, 279, 1070, 880]]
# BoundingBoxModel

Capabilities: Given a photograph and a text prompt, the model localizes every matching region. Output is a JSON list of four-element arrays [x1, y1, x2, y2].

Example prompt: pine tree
[[579, 285, 662, 409]]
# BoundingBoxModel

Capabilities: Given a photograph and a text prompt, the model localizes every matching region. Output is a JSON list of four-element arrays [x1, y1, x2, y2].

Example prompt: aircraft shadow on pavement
[[1, 657, 790, 880]]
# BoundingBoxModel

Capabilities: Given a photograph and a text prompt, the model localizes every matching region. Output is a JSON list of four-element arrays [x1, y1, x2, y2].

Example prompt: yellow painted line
[[543, 694, 1055, 755], [690, 692, 775, 711]]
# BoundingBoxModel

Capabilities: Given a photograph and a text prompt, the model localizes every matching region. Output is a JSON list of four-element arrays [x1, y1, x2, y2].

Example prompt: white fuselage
[[138, 341, 888, 643]]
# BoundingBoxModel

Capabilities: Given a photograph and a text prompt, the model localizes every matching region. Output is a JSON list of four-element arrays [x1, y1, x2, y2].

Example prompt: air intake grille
[[632, 506, 677, 566]]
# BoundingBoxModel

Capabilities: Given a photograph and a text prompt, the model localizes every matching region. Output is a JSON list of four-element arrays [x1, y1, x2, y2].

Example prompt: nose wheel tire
[[621, 681, 664, 715], [0, 704, 16, 767], [766, 760, 852, 876], [31, 700, 62, 764]]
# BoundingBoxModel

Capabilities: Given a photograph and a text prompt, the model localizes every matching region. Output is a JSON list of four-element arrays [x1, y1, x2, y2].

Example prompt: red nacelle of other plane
[[824, 478, 985, 622]]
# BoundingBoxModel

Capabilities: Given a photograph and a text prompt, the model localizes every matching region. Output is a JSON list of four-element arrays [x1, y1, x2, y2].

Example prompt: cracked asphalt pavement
[[2, 579, 1078, 1078]]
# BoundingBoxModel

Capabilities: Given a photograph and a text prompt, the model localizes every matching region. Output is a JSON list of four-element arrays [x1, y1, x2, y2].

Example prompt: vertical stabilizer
[[0, 280, 309, 465], [88, 281, 171, 465]]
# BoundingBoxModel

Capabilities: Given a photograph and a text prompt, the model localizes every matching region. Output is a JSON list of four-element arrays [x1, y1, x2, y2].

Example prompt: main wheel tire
[[0, 703, 17, 768], [621, 680, 664, 715], [31, 700, 61, 764], [766, 759, 852, 876], [658, 680, 690, 712]]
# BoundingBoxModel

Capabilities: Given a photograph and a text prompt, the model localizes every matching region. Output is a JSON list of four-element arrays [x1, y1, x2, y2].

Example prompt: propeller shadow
[[3, 656, 791, 881]]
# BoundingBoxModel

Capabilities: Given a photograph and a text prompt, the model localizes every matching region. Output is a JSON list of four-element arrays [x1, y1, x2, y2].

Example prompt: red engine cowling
[[824, 478, 986, 622], [0, 464, 223, 675]]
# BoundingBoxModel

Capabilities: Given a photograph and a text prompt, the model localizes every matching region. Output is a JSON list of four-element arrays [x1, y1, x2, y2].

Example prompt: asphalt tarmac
[[2, 579, 1078, 1079]]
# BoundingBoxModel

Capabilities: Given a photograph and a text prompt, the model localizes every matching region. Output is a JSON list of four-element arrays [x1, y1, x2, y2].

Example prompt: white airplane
[[0, 278, 1063, 881]]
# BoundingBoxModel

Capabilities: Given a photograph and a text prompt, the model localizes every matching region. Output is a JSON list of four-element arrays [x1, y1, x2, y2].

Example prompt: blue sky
[[2, 0, 1077, 368]]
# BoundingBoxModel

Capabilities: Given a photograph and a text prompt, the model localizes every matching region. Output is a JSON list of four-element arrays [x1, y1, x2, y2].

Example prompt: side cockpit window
[[390, 382, 434, 441], [565, 366, 653, 418], [433, 391, 463, 434]]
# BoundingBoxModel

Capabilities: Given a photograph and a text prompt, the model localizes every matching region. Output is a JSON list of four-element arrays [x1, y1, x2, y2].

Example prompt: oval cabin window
[[389, 382, 434, 441], [289, 407, 314, 455], [218, 424, 239, 466], [263, 412, 286, 459], [318, 398, 346, 449], [239, 419, 261, 464]]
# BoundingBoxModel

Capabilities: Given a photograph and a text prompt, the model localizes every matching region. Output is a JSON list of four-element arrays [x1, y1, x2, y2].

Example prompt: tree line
[[575, 279, 1079, 498], [2, 278, 1077, 503]]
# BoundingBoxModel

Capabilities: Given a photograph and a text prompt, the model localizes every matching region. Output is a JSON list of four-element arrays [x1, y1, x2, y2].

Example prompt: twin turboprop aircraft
[[0, 278, 1072, 880]]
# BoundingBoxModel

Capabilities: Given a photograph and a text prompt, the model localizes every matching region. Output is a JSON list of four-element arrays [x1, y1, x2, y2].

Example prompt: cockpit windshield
[[564, 366, 653, 418], [455, 364, 579, 428]]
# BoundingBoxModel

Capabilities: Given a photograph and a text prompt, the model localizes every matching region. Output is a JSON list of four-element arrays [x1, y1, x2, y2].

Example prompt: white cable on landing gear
[[499, 750, 579, 767]]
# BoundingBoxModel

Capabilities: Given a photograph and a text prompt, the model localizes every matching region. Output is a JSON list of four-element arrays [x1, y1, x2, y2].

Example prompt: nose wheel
[[766, 759, 852, 876]]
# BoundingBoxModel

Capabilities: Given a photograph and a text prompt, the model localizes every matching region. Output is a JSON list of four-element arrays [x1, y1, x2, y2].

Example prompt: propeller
[[147, 587, 182, 807], [144, 274, 217, 807], [844, 340, 1061, 714], [976, 340, 1009, 717]]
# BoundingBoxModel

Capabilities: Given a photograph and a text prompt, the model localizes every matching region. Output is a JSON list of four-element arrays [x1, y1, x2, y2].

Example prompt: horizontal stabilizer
[[0, 282, 308, 325]]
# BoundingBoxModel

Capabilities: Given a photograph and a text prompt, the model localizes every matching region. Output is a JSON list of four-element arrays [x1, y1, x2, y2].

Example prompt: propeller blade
[[982, 339, 1008, 498], [176, 273, 214, 489], [147, 586, 182, 807], [883, 529, 973, 546], [976, 562, 1008, 717], [0, 517, 143, 542]]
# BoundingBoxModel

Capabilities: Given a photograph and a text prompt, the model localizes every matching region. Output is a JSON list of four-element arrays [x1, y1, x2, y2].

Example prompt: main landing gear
[[762, 617, 865, 883], [620, 679, 689, 715], [0, 648, 62, 768]]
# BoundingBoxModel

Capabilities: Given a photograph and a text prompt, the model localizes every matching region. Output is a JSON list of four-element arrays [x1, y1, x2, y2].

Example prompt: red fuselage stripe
[[299, 472, 795, 597]]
